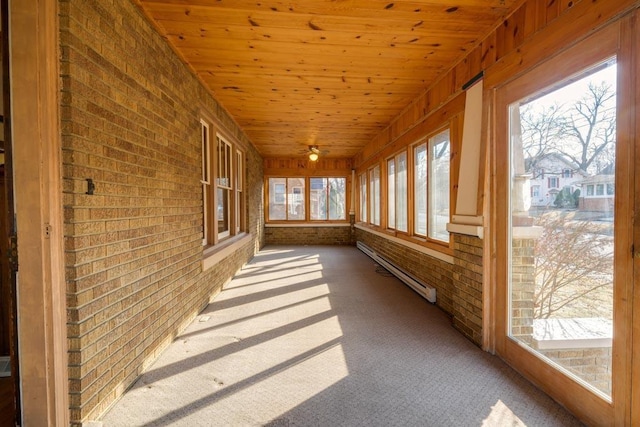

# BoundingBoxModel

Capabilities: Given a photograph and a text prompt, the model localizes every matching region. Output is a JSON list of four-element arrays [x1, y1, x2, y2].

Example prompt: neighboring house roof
[[525, 152, 588, 176], [575, 175, 615, 186]]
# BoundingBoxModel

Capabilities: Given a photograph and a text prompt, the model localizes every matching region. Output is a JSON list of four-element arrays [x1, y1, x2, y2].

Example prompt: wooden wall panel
[[355, 0, 636, 169]]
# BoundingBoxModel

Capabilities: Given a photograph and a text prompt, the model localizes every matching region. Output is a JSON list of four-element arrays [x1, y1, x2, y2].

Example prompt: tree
[[520, 103, 567, 170], [561, 81, 616, 174], [533, 211, 613, 319], [520, 80, 616, 175]]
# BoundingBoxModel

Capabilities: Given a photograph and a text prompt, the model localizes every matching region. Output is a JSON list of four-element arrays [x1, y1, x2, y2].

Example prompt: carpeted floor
[[99, 245, 583, 426]]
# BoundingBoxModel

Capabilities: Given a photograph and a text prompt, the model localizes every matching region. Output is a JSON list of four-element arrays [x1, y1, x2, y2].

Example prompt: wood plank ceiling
[[134, 0, 518, 159]]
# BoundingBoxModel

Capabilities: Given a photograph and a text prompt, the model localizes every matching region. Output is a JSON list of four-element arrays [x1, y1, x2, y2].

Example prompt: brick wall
[[355, 229, 455, 317], [452, 234, 483, 345], [266, 226, 352, 245], [539, 347, 612, 396], [60, 0, 263, 423]]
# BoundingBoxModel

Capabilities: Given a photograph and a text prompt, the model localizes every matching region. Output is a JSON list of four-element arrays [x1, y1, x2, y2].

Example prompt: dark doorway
[[0, 0, 20, 424]]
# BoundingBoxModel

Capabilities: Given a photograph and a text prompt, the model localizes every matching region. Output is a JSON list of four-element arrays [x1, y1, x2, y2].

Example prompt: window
[[235, 150, 244, 233], [387, 158, 395, 228], [534, 168, 545, 179], [606, 183, 614, 195], [548, 177, 559, 188], [217, 135, 232, 239], [414, 142, 427, 236], [201, 119, 245, 247], [310, 177, 346, 220], [562, 168, 573, 178], [428, 130, 450, 242], [359, 172, 367, 223], [586, 184, 594, 196], [387, 152, 408, 232], [268, 177, 347, 222], [531, 185, 541, 197], [596, 183, 605, 196], [201, 120, 211, 245], [268, 178, 305, 220], [369, 165, 381, 226]]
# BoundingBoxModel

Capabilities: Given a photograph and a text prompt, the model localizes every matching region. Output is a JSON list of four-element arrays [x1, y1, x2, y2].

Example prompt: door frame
[[9, 0, 68, 425], [490, 15, 635, 426]]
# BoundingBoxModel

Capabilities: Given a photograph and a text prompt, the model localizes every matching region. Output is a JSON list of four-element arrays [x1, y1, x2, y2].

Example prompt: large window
[[310, 178, 346, 220], [387, 151, 408, 232], [414, 143, 428, 236], [267, 177, 347, 222], [412, 129, 450, 242], [369, 165, 380, 226], [428, 130, 450, 242], [359, 172, 367, 223], [201, 119, 245, 247], [201, 120, 211, 246], [217, 135, 232, 239], [268, 178, 305, 220]]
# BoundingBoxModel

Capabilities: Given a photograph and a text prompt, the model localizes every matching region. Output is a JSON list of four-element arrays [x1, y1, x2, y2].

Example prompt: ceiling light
[[308, 152, 319, 161]]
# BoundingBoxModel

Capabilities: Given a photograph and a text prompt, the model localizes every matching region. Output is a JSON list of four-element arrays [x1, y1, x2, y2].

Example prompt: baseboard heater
[[357, 241, 436, 303]]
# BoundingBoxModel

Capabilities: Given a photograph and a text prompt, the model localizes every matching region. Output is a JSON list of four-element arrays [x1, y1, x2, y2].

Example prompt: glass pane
[[388, 158, 395, 228], [268, 178, 286, 220], [328, 178, 346, 220], [509, 61, 616, 399], [310, 177, 327, 220], [359, 173, 367, 222], [369, 166, 380, 226], [414, 143, 427, 235], [396, 152, 408, 232], [429, 130, 450, 242], [288, 177, 305, 220], [217, 187, 229, 237]]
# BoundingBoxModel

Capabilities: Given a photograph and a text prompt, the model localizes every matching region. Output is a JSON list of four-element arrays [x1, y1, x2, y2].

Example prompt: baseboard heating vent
[[357, 241, 436, 303]]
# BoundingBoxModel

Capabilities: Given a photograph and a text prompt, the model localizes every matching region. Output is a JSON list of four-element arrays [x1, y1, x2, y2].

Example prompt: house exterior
[[5, 0, 640, 426], [577, 175, 616, 213], [526, 153, 587, 208]]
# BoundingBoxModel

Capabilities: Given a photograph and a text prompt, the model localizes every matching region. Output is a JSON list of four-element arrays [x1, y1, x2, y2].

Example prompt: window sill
[[203, 233, 251, 271], [265, 222, 351, 228]]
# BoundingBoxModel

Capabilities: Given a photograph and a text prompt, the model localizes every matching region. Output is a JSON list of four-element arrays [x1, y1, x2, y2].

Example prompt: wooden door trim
[[491, 19, 629, 426], [10, 0, 69, 425]]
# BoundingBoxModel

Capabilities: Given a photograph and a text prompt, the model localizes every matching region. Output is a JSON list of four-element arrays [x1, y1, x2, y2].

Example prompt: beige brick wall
[[266, 226, 353, 245], [355, 229, 455, 317], [60, 0, 263, 423], [452, 234, 483, 345], [539, 347, 612, 396]]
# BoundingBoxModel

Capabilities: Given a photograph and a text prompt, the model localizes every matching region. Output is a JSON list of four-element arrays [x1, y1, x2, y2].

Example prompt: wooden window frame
[[201, 117, 245, 249], [491, 19, 634, 426]]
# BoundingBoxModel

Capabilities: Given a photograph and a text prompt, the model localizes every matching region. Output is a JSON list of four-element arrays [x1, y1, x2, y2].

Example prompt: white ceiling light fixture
[[308, 145, 320, 161]]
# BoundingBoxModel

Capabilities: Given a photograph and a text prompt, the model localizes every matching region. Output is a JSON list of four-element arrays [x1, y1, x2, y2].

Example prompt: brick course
[[452, 234, 484, 345], [266, 226, 352, 245], [60, 0, 263, 423]]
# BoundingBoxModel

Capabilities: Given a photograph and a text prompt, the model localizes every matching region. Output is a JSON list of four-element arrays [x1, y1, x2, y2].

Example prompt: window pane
[[328, 178, 346, 220], [217, 187, 229, 235], [360, 173, 367, 222], [310, 177, 327, 220], [387, 158, 395, 229], [369, 166, 380, 226], [414, 143, 427, 236], [396, 152, 408, 232], [288, 178, 305, 220], [429, 130, 450, 242], [509, 61, 616, 398], [269, 178, 286, 220]]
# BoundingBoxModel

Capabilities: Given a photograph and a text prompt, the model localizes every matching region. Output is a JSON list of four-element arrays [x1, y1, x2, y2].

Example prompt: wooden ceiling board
[[134, 0, 519, 159]]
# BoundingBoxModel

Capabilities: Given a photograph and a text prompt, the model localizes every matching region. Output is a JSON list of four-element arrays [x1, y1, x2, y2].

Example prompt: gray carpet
[[99, 245, 582, 426]]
